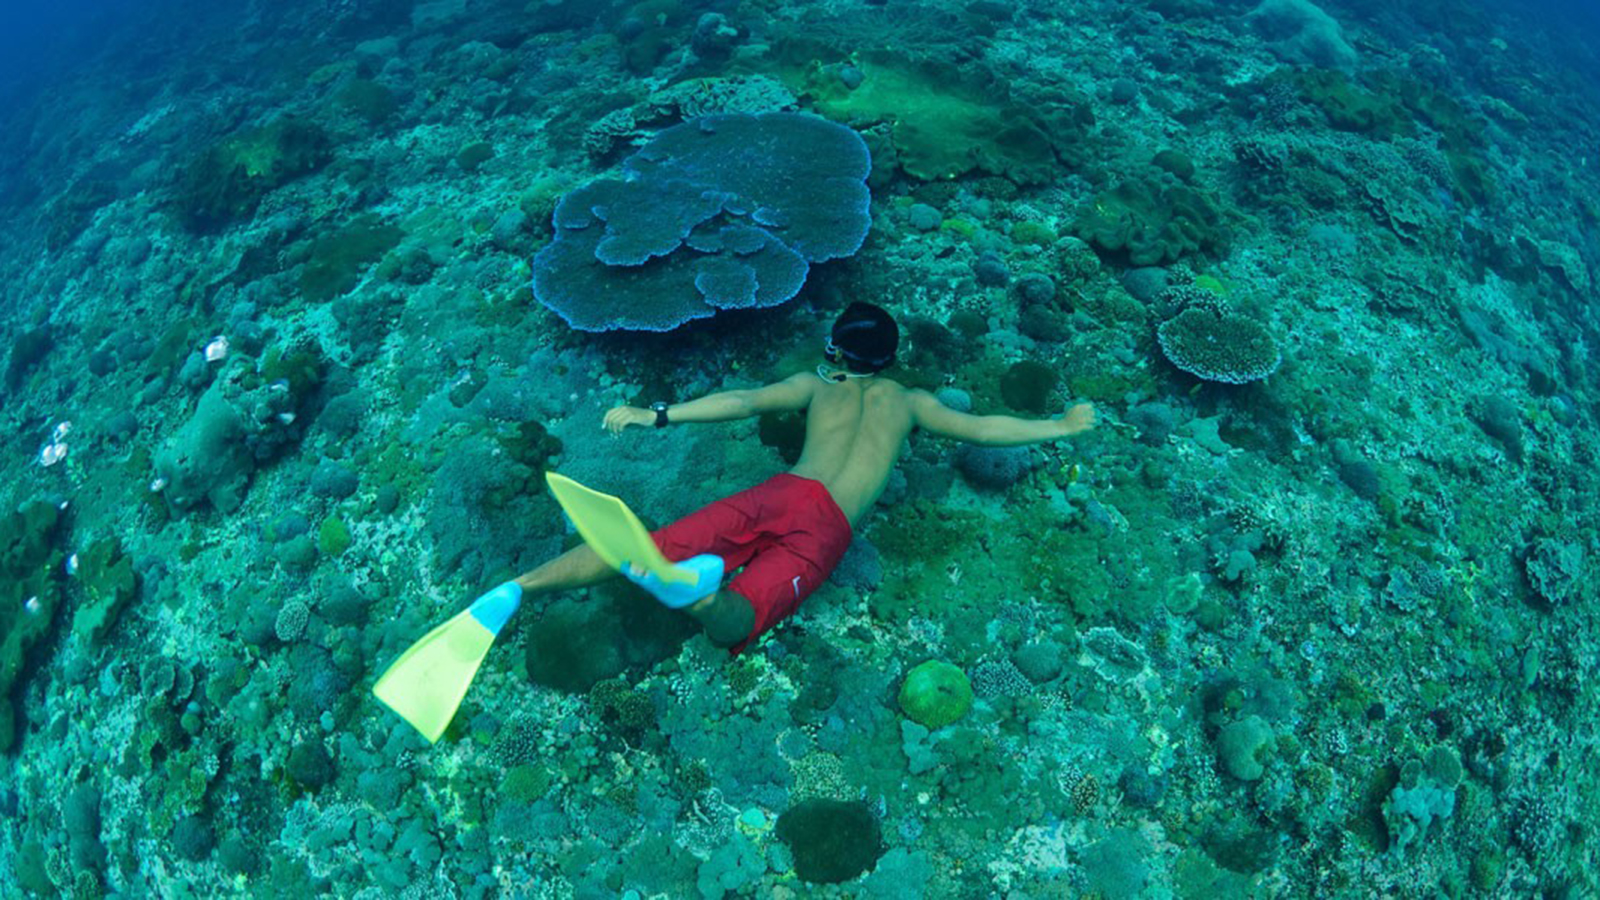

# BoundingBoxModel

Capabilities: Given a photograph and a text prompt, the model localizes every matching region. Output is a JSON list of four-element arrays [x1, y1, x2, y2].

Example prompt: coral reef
[[2, 0, 1599, 896]]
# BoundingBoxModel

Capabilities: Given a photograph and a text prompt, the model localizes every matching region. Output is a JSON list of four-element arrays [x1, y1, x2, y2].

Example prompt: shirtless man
[[511, 302, 1096, 656]]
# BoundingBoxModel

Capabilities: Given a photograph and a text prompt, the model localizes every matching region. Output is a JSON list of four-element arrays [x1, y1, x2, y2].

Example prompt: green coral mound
[[1276, 68, 1413, 138], [1524, 536, 1585, 607], [317, 516, 352, 557], [334, 78, 397, 125], [1157, 308, 1281, 384], [1074, 172, 1229, 265], [1000, 359, 1058, 414], [1215, 714, 1274, 781], [175, 117, 333, 232], [525, 586, 696, 693], [72, 537, 140, 647], [0, 500, 66, 752], [299, 214, 405, 303], [897, 660, 973, 729], [5, 325, 53, 391], [775, 799, 884, 884]]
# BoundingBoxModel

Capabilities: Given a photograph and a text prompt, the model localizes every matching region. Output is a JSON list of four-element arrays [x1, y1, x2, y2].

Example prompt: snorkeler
[[374, 302, 1094, 742], [514, 301, 1097, 653]]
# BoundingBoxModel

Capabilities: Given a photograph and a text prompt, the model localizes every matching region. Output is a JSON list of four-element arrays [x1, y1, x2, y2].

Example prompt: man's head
[[826, 302, 898, 374]]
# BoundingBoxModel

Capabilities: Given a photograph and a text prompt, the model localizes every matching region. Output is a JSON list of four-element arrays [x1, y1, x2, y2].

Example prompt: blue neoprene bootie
[[623, 553, 725, 608], [467, 581, 523, 636]]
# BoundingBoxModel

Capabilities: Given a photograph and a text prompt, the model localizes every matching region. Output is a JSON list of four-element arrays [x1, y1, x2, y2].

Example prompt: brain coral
[[898, 660, 973, 728], [1156, 308, 1281, 384], [955, 444, 1034, 490], [533, 112, 871, 331]]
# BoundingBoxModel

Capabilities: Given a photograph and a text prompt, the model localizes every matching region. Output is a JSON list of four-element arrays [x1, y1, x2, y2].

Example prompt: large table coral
[[532, 112, 871, 331]]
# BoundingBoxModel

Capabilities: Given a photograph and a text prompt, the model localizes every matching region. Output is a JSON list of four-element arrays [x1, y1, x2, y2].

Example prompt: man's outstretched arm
[[909, 390, 1095, 446], [604, 373, 816, 433]]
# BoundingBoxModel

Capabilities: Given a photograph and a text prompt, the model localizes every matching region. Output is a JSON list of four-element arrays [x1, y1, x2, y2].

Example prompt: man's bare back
[[788, 375, 915, 525]]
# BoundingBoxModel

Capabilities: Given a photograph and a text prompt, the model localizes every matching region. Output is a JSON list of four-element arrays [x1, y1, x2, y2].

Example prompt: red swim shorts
[[651, 473, 852, 655]]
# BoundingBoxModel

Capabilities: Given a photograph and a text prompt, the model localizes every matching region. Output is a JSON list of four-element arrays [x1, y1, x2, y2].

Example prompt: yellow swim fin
[[372, 582, 522, 744], [544, 471, 695, 585]]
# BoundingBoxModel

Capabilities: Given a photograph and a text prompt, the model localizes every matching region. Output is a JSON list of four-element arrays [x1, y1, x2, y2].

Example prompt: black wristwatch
[[650, 401, 670, 428]]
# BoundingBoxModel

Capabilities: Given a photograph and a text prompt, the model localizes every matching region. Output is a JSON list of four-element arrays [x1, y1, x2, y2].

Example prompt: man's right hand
[[603, 405, 655, 434], [1058, 402, 1096, 437]]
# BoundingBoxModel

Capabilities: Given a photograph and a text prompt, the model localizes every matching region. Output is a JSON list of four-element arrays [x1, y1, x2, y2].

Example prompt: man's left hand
[[604, 405, 655, 434]]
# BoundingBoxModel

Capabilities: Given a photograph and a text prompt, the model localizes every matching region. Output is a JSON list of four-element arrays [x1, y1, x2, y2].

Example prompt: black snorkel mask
[[819, 336, 889, 382], [819, 302, 898, 382]]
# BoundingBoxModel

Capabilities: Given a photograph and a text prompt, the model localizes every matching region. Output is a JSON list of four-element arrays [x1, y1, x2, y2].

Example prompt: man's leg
[[512, 544, 617, 596], [685, 590, 756, 648], [516, 544, 752, 645]]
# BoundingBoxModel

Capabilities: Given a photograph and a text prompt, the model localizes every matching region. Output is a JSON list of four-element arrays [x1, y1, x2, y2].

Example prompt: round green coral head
[[898, 660, 974, 728]]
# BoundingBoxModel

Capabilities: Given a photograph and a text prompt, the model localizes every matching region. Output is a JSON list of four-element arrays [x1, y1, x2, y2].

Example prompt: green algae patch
[[870, 500, 985, 567], [1, 501, 66, 718], [300, 214, 404, 303], [1010, 220, 1057, 247], [176, 118, 333, 232], [456, 142, 495, 172], [804, 52, 1058, 183], [318, 516, 352, 557]]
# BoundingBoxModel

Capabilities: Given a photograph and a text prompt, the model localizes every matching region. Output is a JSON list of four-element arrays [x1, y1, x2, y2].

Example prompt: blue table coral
[[533, 112, 872, 331]]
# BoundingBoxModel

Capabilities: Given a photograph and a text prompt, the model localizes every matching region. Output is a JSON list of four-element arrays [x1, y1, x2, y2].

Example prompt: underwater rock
[[1248, 0, 1357, 70], [152, 388, 253, 513], [906, 203, 941, 232], [974, 251, 1009, 287]]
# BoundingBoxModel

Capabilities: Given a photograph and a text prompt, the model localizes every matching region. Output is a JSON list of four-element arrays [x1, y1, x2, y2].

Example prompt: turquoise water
[[1, 0, 1597, 896]]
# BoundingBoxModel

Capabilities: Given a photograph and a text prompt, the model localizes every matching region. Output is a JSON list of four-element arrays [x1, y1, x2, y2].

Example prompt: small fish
[[277, 412, 296, 425], [24, 596, 41, 615], [204, 335, 229, 362], [52, 421, 72, 442], [66, 553, 79, 575], [150, 476, 169, 492], [39, 443, 67, 467]]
